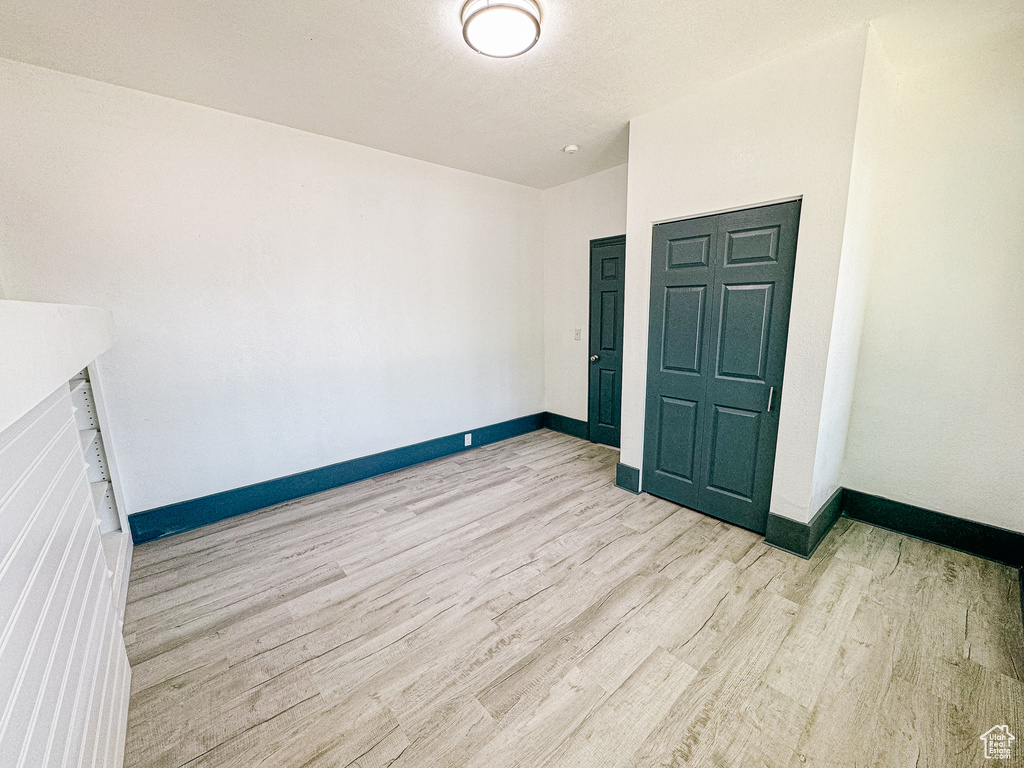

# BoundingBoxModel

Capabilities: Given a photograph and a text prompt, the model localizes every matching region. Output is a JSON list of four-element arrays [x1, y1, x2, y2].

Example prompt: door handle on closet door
[[590, 355, 600, 362], [767, 386, 775, 413]]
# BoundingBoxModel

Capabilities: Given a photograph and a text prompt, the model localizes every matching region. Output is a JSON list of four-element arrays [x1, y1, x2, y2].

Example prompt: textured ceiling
[[0, 0, 1019, 188]]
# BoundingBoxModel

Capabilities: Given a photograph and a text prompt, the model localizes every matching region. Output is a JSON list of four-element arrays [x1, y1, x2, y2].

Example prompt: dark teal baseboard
[[765, 487, 844, 559], [542, 412, 589, 440], [842, 489, 1024, 569], [766, 486, 1024, 569], [616, 463, 640, 494], [129, 413, 545, 544]]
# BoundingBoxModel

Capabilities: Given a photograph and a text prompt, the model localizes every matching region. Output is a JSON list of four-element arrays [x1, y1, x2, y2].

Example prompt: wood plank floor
[[122, 430, 1024, 767]]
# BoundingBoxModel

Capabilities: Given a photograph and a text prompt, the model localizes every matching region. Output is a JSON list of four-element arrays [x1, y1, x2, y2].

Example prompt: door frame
[[588, 234, 626, 447]]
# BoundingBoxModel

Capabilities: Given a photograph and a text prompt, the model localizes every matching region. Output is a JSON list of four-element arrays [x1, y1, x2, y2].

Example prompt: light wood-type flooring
[[123, 430, 1024, 767]]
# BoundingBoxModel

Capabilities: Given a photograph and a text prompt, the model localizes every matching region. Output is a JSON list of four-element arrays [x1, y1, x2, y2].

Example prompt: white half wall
[[621, 27, 869, 524], [0, 58, 545, 515], [0, 384, 131, 768], [841, 20, 1024, 533], [542, 164, 628, 422]]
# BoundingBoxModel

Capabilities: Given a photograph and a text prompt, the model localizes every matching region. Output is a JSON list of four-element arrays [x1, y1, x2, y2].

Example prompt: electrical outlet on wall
[[574, 328, 581, 341], [465, 433, 472, 446]]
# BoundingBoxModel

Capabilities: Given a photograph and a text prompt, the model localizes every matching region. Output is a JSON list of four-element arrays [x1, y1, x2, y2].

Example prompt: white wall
[[0, 58, 545, 515], [809, 29, 897, 509], [0, 300, 114, 435], [541, 164, 628, 421], [842, 22, 1024, 533], [621, 27, 869, 524]]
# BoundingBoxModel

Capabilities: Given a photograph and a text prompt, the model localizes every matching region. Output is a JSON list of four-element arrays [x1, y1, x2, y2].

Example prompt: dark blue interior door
[[643, 200, 800, 533], [589, 236, 625, 447], [641, 216, 716, 509]]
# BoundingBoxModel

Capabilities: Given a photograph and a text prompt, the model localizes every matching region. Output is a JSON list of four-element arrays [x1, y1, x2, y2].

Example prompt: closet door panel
[[642, 217, 717, 508], [695, 201, 801, 532]]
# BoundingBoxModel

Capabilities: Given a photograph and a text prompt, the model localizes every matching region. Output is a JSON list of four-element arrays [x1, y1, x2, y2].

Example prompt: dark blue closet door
[[643, 200, 800, 533]]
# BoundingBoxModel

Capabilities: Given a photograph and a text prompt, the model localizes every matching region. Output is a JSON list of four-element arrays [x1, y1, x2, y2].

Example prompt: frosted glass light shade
[[462, 0, 541, 58]]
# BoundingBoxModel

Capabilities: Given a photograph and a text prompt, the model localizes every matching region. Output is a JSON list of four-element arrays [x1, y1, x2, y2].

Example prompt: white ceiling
[[0, 0, 1019, 188]]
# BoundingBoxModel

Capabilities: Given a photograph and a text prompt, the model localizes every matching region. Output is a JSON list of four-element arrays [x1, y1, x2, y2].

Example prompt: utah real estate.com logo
[[980, 725, 1015, 760]]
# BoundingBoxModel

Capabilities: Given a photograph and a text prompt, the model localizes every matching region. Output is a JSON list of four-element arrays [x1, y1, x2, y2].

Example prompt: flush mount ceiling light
[[462, 0, 541, 58]]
